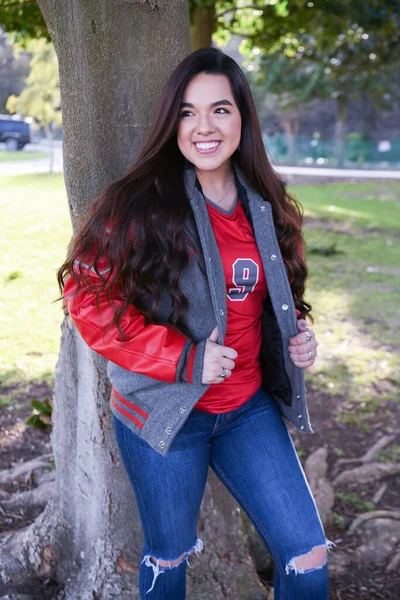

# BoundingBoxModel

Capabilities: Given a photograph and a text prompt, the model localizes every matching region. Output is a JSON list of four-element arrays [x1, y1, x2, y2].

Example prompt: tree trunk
[[191, 6, 215, 51], [281, 116, 298, 163], [335, 95, 348, 168], [0, 1, 267, 598]]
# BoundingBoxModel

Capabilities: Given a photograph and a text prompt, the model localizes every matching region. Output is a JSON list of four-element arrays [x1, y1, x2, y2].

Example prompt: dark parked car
[[0, 116, 31, 151]]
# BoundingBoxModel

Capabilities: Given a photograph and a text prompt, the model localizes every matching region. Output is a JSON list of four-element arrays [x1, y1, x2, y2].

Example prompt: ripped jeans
[[113, 386, 333, 599]]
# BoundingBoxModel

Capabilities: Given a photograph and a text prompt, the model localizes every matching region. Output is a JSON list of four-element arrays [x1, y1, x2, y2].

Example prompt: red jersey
[[194, 197, 268, 413]]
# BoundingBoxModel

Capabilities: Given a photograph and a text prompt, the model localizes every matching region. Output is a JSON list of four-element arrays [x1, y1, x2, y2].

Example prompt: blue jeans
[[113, 386, 332, 599]]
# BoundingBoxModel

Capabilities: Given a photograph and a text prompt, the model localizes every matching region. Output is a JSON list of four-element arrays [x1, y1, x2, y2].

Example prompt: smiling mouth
[[194, 141, 221, 153]]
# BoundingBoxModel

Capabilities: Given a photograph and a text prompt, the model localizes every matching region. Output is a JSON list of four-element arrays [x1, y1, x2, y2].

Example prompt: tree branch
[[217, 5, 263, 19], [0, 1, 37, 8]]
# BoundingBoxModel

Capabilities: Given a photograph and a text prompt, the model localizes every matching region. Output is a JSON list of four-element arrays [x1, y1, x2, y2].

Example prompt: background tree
[[233, 1, 400, 165], [0, 29, 31, 112], [248, 54, 331, 162], [0, 0, 48, 41], [0, 1, 268, 598], [7, 39, 61, 171]]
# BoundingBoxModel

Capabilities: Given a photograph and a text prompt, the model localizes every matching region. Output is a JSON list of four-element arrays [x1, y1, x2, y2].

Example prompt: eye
[[179, 110, 194, 118], [215, 107, 230, 114]]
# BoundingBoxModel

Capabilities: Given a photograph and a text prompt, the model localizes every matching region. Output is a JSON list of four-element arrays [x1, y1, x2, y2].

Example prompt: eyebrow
[[180, 99, 233, 109]]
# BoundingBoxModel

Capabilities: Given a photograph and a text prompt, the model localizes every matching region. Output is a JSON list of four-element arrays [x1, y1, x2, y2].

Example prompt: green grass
[[0, 151, 49, 162], [0, 175, 399, 420], [297, 182, 400, 232], [0, 174, 71, 390], [291, 180, 400, 419]]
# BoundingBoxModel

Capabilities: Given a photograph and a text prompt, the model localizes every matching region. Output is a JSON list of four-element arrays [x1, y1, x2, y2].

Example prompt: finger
[[213, 369, 232, 383], [207, 327, 219, 343], [291, 350, 318, 363], [220, 357, 235, 371], [297, 319, 309, 332], [220, 345, 238, 360], [288, 340, 318, 354], [289, 330, 315, 345], [292, 359, 315, 369]]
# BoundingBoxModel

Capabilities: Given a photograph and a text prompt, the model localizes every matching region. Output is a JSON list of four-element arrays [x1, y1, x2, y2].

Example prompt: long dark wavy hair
[[57, 47, 311, 338]]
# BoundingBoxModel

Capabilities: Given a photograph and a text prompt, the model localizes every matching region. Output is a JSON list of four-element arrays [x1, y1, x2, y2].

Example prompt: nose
[[196, 113, 216, 136]]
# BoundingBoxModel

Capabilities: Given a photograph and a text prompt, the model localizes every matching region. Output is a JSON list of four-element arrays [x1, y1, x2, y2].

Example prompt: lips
[[194, 141, 221, 154]]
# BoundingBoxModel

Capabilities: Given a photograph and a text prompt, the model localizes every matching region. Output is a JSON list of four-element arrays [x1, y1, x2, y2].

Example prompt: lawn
[[0, 174, 71, 396], [0, 174, 399, 423], [292, 180, 400, 425]]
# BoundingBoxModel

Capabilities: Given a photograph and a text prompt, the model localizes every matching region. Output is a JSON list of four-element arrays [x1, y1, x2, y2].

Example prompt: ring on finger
[[305, 331, 313, 341], [308, 351, 313, 359], [220, 367, 227, 379]]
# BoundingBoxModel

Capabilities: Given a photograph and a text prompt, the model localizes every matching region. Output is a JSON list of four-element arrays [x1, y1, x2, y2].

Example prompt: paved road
[[1, 141, 399, 179], [0, 140, 63, 176], [275, 165, 400, 179]]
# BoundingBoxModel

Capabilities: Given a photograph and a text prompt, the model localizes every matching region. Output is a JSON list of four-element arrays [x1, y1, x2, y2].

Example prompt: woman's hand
[[288, 319, 318, 368], [202, 327, 238, 384]]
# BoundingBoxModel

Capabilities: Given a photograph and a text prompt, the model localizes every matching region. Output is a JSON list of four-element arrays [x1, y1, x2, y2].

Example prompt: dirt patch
[[0, 381, 53, 535], [289, 386, 400, 600], [303, 215, 400, 239], [1, 380, 400, 598]]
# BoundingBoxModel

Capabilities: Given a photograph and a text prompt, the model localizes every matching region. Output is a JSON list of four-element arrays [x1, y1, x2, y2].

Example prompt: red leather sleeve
[[63, 264, 193, 384]]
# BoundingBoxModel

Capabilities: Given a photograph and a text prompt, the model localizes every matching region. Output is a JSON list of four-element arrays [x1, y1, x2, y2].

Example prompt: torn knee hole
[[142, 538, 204, 594], [286, 544, 327, 575], [149, 552, 187, 568]]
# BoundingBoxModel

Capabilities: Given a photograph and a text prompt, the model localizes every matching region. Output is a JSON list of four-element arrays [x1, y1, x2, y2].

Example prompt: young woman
[[58, 47, 334, 599]]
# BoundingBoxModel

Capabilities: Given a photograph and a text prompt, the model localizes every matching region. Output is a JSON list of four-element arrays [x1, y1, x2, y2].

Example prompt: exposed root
[[0, 481, 54, 512], [333, 431, 400, 474], [0, 499, 69, 587], [0, 454, 53, 486], [386, 552, 400, 573], [347, 510, 400, 535], [372, 483, 388, 504], [333, 462, 400, 486]]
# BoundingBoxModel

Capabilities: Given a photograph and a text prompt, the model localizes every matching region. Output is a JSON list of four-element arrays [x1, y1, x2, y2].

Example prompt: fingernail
[[301, 322, 308, 329]]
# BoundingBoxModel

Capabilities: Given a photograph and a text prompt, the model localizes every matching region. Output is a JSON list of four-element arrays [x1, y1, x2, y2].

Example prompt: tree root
[[347, 510, 400, 535], [372, 482, 388, 504], [386, 551, 400, 573], [333, 431, 400, 474], [333, 462, 400, 486], [0, 499, 70, 588], [0, 481, 54, 512], [0, 455, 53, 487]]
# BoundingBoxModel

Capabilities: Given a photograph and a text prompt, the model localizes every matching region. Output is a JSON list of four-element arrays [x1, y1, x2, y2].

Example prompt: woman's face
[[177, 73, 242, 172]]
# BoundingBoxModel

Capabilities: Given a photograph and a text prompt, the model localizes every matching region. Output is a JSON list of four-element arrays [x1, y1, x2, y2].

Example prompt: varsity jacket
[[64, 165, 313, 457]]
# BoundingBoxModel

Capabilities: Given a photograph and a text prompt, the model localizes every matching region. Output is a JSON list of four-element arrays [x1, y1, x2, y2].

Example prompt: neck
[[195, 161, 235, 199]]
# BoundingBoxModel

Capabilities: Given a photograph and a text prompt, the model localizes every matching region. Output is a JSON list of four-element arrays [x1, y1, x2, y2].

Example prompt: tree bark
[[0, 1, 267, 598], [191, 5, 215, 51], [280, 115, 299, 163]]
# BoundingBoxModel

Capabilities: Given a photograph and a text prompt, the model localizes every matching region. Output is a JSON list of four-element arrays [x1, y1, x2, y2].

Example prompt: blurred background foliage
[[0, 0, 399, 167]]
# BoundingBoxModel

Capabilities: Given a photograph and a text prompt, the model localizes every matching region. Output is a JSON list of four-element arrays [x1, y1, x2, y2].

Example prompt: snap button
[[159, 441, 165, 448], [300, 425, 305, 430], [296, 394, 300, 399], [179, 406, 186, 413], [220, 310, 224, 316], [209, 257, 212, 261], [298, 414, 302, 419], [260, 205, 266, 211], [165, 426, 171, 434], [270, 254, 277, 261], [282, 304, 289, 311]]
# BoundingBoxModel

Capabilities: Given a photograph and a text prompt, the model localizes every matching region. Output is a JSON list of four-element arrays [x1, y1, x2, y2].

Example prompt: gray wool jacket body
[[108, 164, 313, 456]]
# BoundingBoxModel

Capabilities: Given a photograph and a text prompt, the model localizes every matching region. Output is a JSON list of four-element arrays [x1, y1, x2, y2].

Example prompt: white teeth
[[195, 142, 220, 150]]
